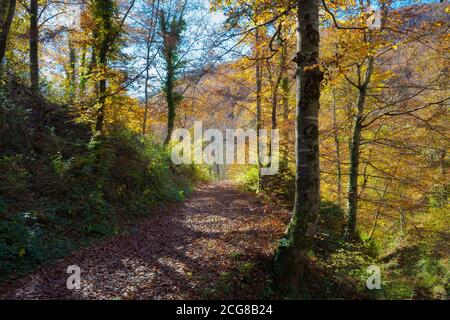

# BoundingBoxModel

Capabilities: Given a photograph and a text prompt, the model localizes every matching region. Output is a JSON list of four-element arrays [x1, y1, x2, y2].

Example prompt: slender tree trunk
[[29, 0, 39, 92], [280, 40, 289, 163], [78, 45, 87, 95], [95, 48, 107, 132], [0, 0, 16, 66], [255, 27, 262, 191], [163, 64, 175, 145], [346, 93, 363, 239], [143, 60, 150, 135], [274, 0, 323, 296], [67, 35, 77, 102], [331, 89, 342, 207], [345, 57, 374, 239]]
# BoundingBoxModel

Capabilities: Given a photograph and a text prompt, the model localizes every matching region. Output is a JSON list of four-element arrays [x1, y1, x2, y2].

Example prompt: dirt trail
[[0, 182, 289, 299]]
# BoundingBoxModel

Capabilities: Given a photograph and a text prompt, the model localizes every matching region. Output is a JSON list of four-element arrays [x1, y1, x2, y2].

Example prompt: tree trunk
[[29, 0, 39, 92], [0, 0, 16, 66], [143, 60, 150, 135], [255, 27, 262, 191], [280, 39, 289, 163], [345, 57, 374, 239], [95, 48, 107, 132], [331, 89, 342, 207], [67, 35, 77, 102], [163, 61, 175, 145], [274, 0, 323, 296]]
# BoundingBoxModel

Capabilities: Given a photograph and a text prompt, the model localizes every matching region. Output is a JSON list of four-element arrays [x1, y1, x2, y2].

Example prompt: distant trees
[[0, 0, 447, 287], [321, 0, 449, 239]]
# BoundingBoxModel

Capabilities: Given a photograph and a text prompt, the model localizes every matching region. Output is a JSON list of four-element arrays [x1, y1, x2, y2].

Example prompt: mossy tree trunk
[[274, 0, 323, 297]]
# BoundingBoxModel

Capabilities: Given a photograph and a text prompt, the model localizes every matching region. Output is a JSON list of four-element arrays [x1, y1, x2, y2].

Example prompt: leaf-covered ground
[[0, 182, 289, 299]]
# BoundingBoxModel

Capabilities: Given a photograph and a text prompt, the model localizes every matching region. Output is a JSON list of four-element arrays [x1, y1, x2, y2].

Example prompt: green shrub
[[0, 124, 203, 281], [236, 166, 259, 192]]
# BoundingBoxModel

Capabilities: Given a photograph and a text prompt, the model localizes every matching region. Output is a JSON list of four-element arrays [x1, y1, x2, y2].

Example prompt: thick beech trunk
[[274, 0, 323, 296]]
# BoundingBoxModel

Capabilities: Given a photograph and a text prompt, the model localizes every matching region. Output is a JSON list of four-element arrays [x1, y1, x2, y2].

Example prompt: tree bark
[[0, 0, 16, 66], [160, 9, 184, 145], [255, 27, 262, 191], [67, 35, 77, 102], [142, 58, 150, 135], [163, 62, 175, 145], [95, 48, 107, 132], [29, 0, 39, 92], [331, 89, 342, 207], [280, 38, 290, 163], [345, 57, 374, 239], [93, 0, 115, 133], [274, 0, 323, 296]]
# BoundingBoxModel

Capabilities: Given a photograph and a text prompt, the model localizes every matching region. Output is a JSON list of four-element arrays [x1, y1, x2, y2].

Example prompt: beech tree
[[274, 0, 323, 296]]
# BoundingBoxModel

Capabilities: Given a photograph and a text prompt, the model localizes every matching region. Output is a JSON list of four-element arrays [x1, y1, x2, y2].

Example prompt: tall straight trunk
[[78, 45, 87, 95], [267, 82, 278, 163], [255, 27, 262, 191], [79, 46, 97, 96], [29, 0, 39, 92], [331, 89, 342, 207], [67, 35, 77, 102], [0, 0, 16, 66], [346, 57, 374, 239], [142, 58, 150, 135], [280, 40, 290, 163], [163, 63, 175, 145], [274, 0, 323, 296], [95, 48, 107, 132]]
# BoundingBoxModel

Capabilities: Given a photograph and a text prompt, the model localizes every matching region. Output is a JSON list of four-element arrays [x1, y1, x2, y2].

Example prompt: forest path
[[0, 181, 289, 299]]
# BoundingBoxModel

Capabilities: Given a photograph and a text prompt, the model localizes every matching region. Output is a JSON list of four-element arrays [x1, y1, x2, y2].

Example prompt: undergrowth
[[235, 165, 449, 300], [0, 81, 207, 282]]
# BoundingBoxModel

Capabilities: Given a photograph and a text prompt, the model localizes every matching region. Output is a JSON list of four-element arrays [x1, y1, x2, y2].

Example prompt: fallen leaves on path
[[0, 182, 290, 300]]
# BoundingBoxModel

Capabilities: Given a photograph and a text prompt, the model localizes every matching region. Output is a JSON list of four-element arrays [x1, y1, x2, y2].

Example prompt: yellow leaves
[[19, 248, 26, 257]]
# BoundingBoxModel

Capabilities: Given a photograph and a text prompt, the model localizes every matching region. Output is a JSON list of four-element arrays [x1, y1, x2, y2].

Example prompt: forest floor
[[0, 181, 290, 299]]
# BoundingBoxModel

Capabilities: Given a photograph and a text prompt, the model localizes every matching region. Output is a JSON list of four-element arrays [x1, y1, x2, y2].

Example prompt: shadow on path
[[0, 182, 289, 299]]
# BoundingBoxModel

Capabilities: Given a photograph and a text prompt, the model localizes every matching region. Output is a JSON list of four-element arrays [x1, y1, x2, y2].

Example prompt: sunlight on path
[[0, 182, 289, 300]]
